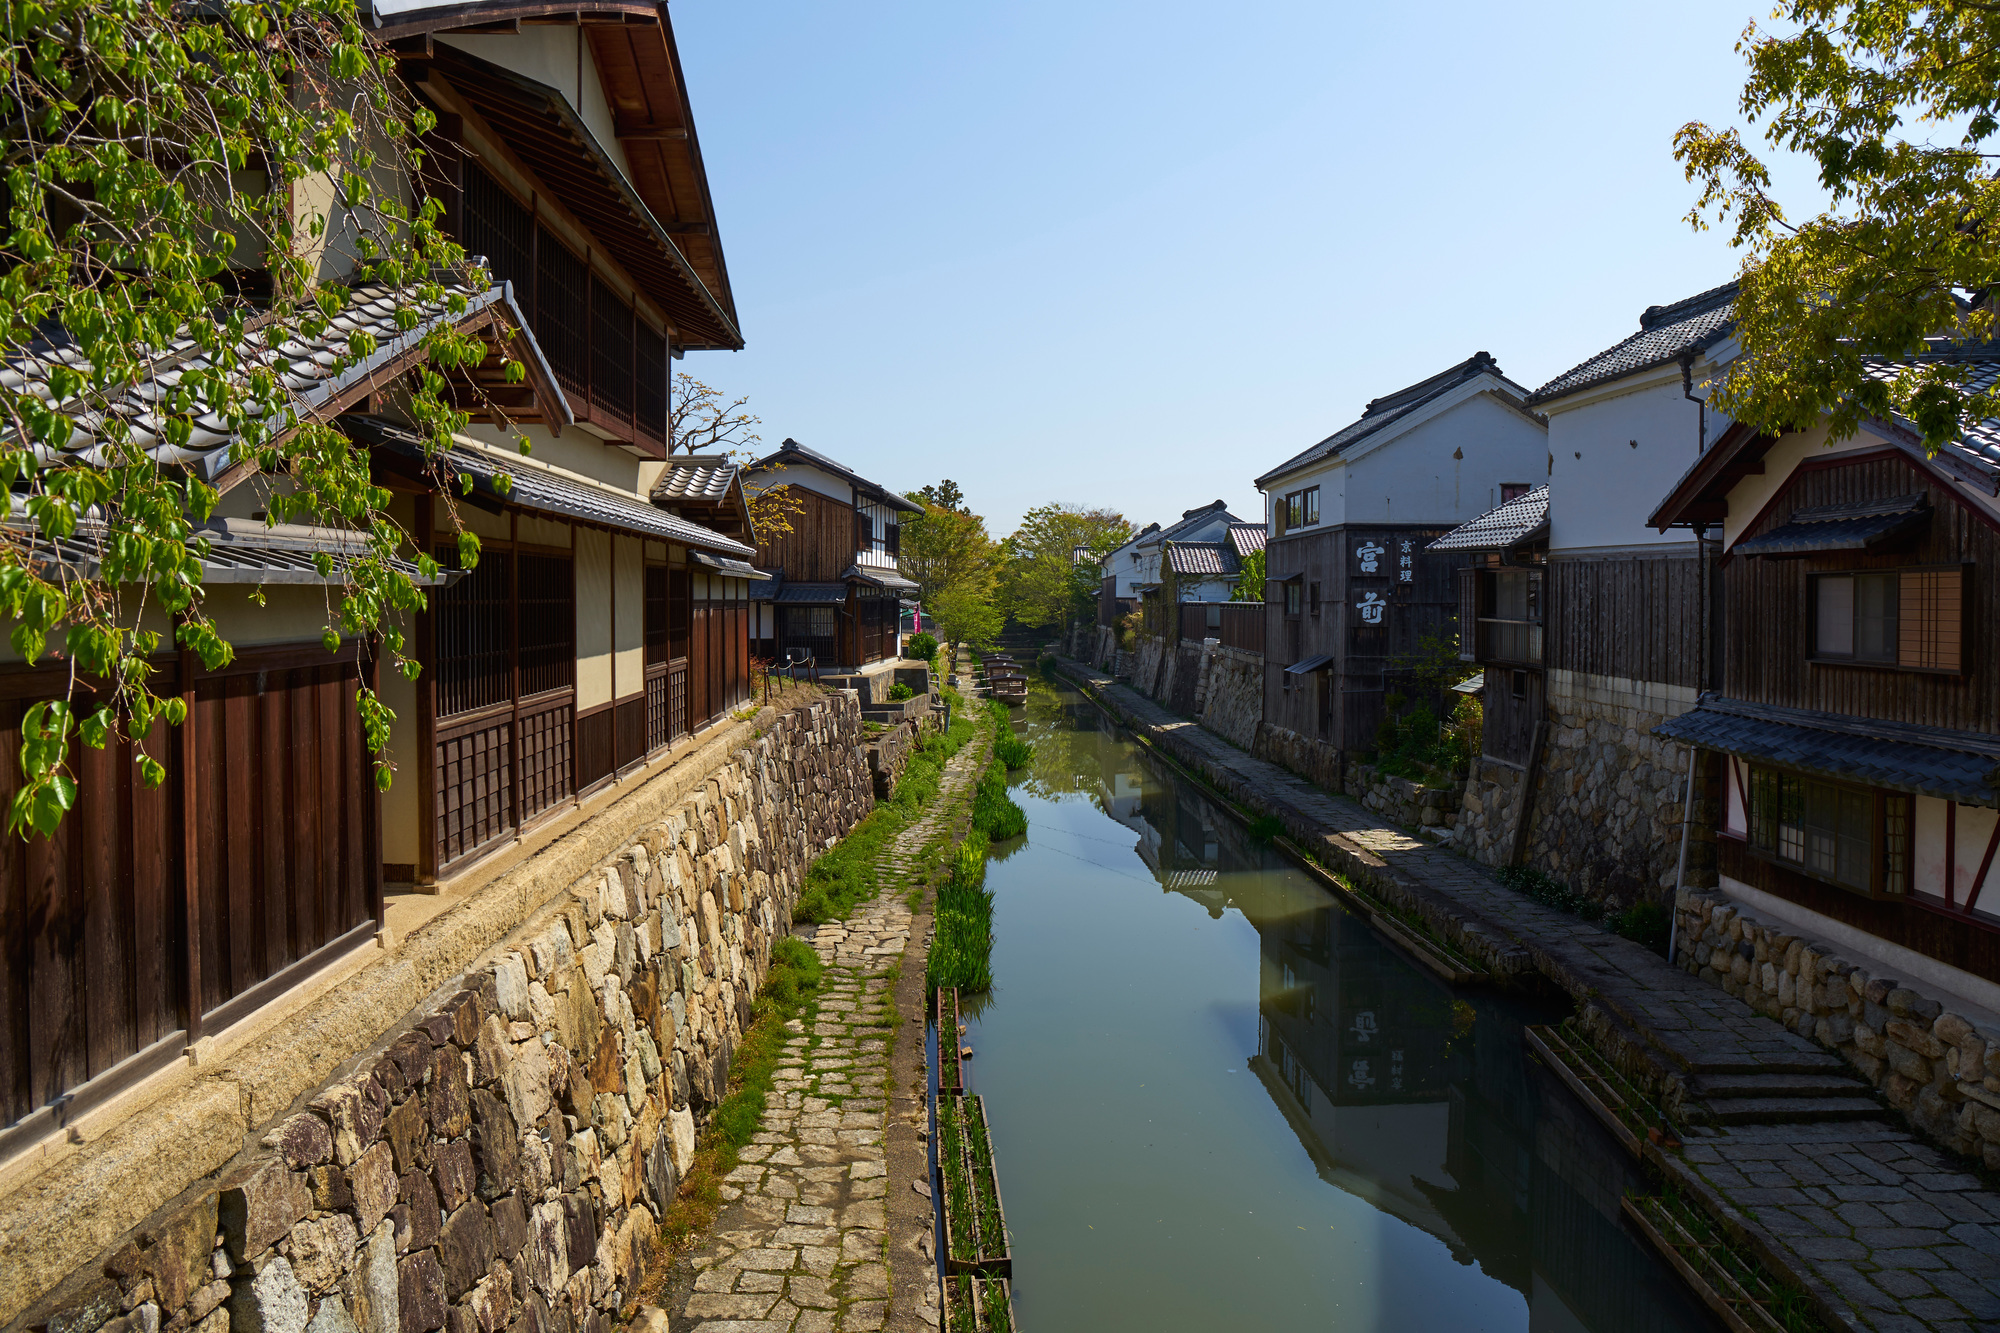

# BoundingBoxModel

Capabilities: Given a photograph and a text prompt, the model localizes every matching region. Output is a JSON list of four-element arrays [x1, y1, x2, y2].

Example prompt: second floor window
[[1812, 567, 1963, 672], [885, 523, 901, 558], [1283, 486, 1320, 532], [1746, 764, 1910, 896], [1501, 483, 1530, 503], [1284, 581, 1302, 617]]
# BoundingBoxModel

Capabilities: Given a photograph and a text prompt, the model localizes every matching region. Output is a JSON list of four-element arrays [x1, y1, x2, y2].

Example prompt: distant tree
[[916, 479, 967, 512], [1000, 504, 1132, 629], [1230, 548, 1266, 603], [930, 581, 1004, 652], [1676, 2, 2000, 451], [898, 496, 999, 602], [670, 374, 801, 540]]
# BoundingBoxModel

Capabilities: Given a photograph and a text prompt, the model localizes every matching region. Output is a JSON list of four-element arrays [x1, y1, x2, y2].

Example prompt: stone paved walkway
[[674, 700, 988, 1333], [1056, 657, 2000, 1333]]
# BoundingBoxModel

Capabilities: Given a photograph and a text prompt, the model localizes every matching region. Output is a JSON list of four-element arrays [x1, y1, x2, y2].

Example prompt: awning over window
[[1656, 696, 2000, 806], [845, 566, 920, 592], [1452, 672, 1485, 696], [1730, 494, 1930, 558], [773, 582, 847, 604], [692, 552, 773, 580], [12, 518, 459, 587], [1283, 653, 1336, 676]]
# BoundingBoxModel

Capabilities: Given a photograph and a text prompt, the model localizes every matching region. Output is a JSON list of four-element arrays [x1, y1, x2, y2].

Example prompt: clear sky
[[670, 0, 1821, 537]]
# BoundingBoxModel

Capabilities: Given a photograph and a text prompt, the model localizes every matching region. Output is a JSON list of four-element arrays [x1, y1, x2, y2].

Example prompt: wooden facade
[[752, 487, 854, 583], [1262, 525, 1457, 753], [0, 645, 379, 1153], [1547, 553, 1706, 691]]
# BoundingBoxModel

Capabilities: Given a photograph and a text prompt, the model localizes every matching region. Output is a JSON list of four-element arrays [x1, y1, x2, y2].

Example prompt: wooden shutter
[[1898, 568, 1964, 672]]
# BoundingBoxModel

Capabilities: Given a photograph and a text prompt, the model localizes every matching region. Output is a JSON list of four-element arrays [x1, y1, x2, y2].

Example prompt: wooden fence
[[1177, 601, 1265, 655]]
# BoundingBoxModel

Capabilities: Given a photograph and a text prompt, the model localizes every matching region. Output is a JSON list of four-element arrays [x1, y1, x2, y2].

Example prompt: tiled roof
[[773, 582, 847, 604], [1861, 352, 2000, 483], [1256, 352, 1527, 488], [1164, 541, 1240, 577], [1, 280, 561, 485], [1529, 283, 1737, 404], [349, 418, 754, 555], [1227, 523, 1266, 557], [844, 565, 920, 592], [651, 456, 739, 502], [1428, 485, 1550, 552], [1731, 494, 1930, 557], [748, 439, 923, 513], [14, 517, 455, 587], [1656, 696, 2000, 806]]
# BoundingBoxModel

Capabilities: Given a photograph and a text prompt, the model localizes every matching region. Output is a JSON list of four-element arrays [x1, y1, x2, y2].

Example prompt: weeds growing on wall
[[1496, 865, 1674, 954], [930, 835, 996, 992], [655, 935, 823, 1257]]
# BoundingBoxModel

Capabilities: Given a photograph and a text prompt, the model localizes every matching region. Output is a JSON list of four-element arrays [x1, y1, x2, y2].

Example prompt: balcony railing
[[1478, 618, 1543, 665]]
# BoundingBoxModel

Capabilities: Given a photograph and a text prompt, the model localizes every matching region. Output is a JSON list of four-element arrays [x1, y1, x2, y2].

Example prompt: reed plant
[[929, 835, 996, 992], [970, 759, 1027, 841]]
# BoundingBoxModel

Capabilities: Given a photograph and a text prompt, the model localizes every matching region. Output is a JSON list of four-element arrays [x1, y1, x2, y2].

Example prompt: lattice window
[[433, 546, 512, 718], [461, 164, 531, 295], [518, 552, 576, 697], [590, 273, 633, 422], [636, 322, 667, 445], [518, 696, 573, 820], [435, 716, 513, 864], [535, 228, 587, 395], [644, 564, 671, 665], [668, 567, 691, 661]]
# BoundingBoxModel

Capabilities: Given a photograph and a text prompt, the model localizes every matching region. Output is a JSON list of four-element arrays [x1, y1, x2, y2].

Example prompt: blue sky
[[671, 1, 1822, 536]]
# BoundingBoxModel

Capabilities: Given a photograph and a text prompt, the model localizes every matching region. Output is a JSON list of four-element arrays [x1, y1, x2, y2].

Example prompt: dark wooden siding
[[752, 486, 852, 583], [1262, 525, 1457, 752], [0, 645, 378, 1142], [1546, 553, 1702, 688], [1723, 453, 1998, 733], [1482, 667, 1544, 766]]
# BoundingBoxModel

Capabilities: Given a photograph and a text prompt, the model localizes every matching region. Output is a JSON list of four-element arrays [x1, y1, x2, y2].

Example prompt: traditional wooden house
[[1649, 356, 2000, 1011], [1427, 485, 1550, 769], [0, 1, 763, 1155], [1097, 501, 1247, 631], [1252, 352, 1546, 780], [739, 439, 922, 671]]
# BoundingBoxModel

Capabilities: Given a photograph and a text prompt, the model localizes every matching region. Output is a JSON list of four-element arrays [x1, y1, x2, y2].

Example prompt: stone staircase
[[1687, 1064, 1885, 1125]]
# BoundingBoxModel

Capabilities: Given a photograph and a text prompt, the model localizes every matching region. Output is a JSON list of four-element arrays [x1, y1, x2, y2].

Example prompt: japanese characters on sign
[[1355, 540, 1386, 574], [1356, 590, 1386, 624], [1398, 538, 1414, 583]]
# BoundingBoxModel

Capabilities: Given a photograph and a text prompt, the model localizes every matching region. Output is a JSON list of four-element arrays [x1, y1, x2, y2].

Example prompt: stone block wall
[[12, 697, 875, 1333], [1674, 889, 2000, 1164], [1129, 635, 1167, 696], [1455, 669, 1713, 908], [1253, 724, 1341, 793], [1197, 646, 1262, 751], [1344, 762, 1463, 834], [863, 711, 941, 800]]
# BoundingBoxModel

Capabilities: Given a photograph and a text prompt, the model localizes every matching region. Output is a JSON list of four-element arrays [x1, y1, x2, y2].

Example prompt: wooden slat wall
[[752, 486, 852, 583], [0, 647, 378, 1134], [1724, 455, 1997, 733], [1547, 552, 1703, 688]]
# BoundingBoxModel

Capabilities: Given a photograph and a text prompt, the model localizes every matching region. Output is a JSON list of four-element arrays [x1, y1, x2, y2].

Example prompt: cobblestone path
[[674, 699, 987, 1332], [1056, 657, 2000, 1332]]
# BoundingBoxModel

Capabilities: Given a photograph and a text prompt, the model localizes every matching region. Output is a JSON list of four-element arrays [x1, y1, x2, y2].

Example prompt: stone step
[[1705, 1095, 1887, 1125], [1677, 1050, 1849, 1076], [1691, 1072, 1872, 1100]]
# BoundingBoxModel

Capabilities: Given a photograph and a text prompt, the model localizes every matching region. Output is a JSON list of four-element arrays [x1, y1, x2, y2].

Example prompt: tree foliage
[[999, 503, 1130, 630], [1230, 546, 1266, 602], [897, 491, 998, 602], [928, 579, 1003, 652], [0, 0, 509, 834], [1676, 1, 2000, 450]]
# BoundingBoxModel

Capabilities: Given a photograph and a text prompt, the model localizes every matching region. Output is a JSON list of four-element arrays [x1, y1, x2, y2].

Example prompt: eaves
[[1537, 350, 1729, 418]]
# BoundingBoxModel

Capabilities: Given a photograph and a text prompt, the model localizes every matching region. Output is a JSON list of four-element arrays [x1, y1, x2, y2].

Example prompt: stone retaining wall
[[1675, 889, 2000, 1164], [1196, 646, 1261, 751], [7, 696, 875, 1333], [1455, 669, 1714, 909], [1252, 724, 1341, 792], [863, 710, 941, 800], [1344, 761, 1462, 834]]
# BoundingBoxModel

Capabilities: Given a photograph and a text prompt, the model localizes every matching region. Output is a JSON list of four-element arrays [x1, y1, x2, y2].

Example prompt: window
[[1283, 486, 1320, 532], [1284, 580, 1302, 617], [1309, 581, 1320, 615], [1511, 670, 1527, 700], [1745, 764, 1911, 895], [1813, 568, 1963, 671], [885, 523, 901, 558], [1500, 483, 1530, 503], [855, 510, 871, 554]]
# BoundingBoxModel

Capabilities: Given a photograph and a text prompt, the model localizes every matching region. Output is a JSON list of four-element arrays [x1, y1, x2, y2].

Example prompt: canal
[[960, 682, 1719, 1332]]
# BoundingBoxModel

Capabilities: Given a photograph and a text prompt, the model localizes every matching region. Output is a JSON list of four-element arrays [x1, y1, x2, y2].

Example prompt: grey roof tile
[[14, 516, 452, 587], [1256, 352, 1527, 488], [1227, 523, 1266, 556], [652, 455, 740, 502], [1530, 282, 1737, 404], [1164, 541, 1240, 577], [748, 438, 923, 513], [1656, 696, 2000, 805], [1428, 485, 1550, 552], [1732, 494, 1930, 556]]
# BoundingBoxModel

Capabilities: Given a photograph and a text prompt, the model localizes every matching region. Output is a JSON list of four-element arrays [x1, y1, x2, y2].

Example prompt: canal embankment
[[1049, 654, 2000, 1333]]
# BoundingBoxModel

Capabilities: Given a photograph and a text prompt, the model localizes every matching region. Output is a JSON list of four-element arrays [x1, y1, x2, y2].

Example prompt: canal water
[[961, 683, 1718, 1332]]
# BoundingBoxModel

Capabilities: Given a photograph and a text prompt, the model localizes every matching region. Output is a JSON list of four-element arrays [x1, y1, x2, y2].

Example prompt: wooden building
[[1428, 485, 1550, 768], [1650, 383, 2000, 1009], [740, 439, 922, 670], [1252, 353, 1546, 774], [0, 2, 762, 1155]]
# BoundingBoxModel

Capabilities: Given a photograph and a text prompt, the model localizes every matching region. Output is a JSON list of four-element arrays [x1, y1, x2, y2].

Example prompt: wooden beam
[[617, 127, 689, 141]]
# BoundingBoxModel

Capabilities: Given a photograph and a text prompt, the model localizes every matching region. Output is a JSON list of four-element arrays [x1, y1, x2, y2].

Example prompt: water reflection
[[965, 685, 1716, 1332]]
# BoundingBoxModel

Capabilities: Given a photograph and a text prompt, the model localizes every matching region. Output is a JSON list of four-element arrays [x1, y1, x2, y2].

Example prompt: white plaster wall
[[464, 423, 643, 494], [614, 534, 644, 700], [1545, 367, 1724, 553], [1913, 796, 2000, 905], [436, 28, 633, 184], [748, 463, 850, 507], [1259, 385, 1544, 533], [575, 526, 612, 709]]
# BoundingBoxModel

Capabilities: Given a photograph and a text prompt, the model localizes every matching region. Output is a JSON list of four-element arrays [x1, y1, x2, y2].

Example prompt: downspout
[[1672, 354, 1712, 962]]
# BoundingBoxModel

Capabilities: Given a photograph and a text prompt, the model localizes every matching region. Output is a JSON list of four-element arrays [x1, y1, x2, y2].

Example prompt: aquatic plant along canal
[[966, 683, 1723, 1332]]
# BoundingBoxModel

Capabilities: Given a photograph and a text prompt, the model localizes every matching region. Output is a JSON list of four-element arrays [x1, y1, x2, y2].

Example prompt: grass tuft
[[930, 835, 996, 992]]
